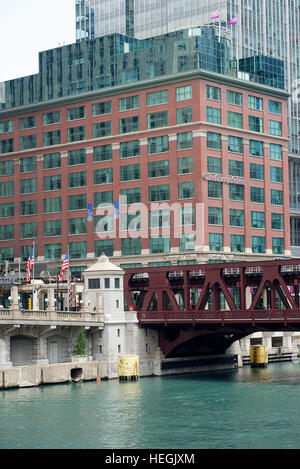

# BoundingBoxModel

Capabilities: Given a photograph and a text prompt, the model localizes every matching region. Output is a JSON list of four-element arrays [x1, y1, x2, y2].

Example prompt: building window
[[67, 106, 85, 121], [148, 160, 169, 178], [69, 194, 87, 211], [88, 278, 100, 289], [208, 181, 222, 199], [119, 95, 139, 111], [43, 153, 61, 169], [43, 130, 61, 146], [69, 241, 87, 259], [206, 85, 221, 101], [94, 191, 113, 207], [269, 120, 282, 136], [250, 163, 264, 180], [68, 149, 86, 166], [252, 236, 266, 254], [93, 145, 112, 162], [207, 132, 221, 150], [272, 213, 284, 230], [149, 210, 170, 228], [93, 121, 112, 138], [227, 90, 242, 106], [0, 202, 14, 218], [149, 237, 170, 254], [95, 215, 114, 233], [206, 107, 221, 124], [44, 220, 61, 237], [230, 235, 245, 253], [115, 278, 120, 289], [227, 111, 243, 129], [44, 198, 60, 214], [67, 126, 85, 142], [209, 233, 223, 252], [147, 90, 168, 106], [271, 189, 283, 205], [177, 107, 193, 124], [228, 136, 243, 153], [148, 136, 169, 154], [20, 157, 37, 173], [270, 166, 283, 183], [208, 207, 223, 225], [207, 157, 221, 175], [179, 234, 195, 252], [0, 160, 14, 175], [21, 199, 38, 222], [178, 156, 193, 174], [230, 209, 244, 227], [120, 140, 140, 159], [104, 278, 110, 289], [19, 116, 36, 129], [176, 85, 192, 101], [272, 238, 284, 254], [179, 206, 194, 226], [92, 101, 112, 116], [20, 134, 37, 150], [44, 174, 61, 191], [0, 120, 14, 134], [248, 96, 263, 110], [250, 140, 264, 157], [94, 168, 113, 185], [0, 247, 14, 262], [178, 181, 194, 199], [251, 211, 265, 229], [121, 238, 141, 255], [229, 160, 244, 177], [94, 239, 114, 257], [250, 187, 265, 204], [68, 171, 86, 188], [0, 139, 14, 154], [229, 184, 244, 201], [120, 188, 141, 204], [120, 164, 140, 181], [44, 244, 62, 260], [270, 144, 282, 161], [20, 178, 37, 194], [69, 217, 87, 235], [119, 116, 139, 134], [177, 132, 193, 150], [149, 184, 170, 202], [269, 100, 282, 115], [0, 181, 14, 197], [0, 224, 14, 240], [43, 111, 61, 125], [249, 116, 263, 133], [147, 111, 168, 129]]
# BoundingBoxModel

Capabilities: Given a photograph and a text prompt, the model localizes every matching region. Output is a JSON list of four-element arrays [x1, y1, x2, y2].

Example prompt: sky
[[0, 0, 76, 82]]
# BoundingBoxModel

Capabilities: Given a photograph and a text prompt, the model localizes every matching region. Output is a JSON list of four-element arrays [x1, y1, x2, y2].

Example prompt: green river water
[[1, 362, 300, 450]]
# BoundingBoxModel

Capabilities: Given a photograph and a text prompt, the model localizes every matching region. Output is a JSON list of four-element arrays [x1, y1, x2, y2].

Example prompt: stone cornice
[[0, 69, 290, 119]]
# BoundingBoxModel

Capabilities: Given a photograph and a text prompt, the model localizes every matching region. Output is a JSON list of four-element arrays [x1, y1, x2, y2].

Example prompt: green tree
[[72, 327, 88, 356]]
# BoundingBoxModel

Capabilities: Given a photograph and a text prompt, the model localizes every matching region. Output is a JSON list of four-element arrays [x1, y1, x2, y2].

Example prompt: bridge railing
[[0, 308, 104, 324]]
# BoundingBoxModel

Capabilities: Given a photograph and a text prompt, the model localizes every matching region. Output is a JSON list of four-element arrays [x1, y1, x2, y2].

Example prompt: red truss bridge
[[124, 259, 300, 357]]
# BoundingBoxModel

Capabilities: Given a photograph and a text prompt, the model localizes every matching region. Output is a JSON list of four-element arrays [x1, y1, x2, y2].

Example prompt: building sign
[[203, 173, 246, 185], [87, 203, 93, 222]]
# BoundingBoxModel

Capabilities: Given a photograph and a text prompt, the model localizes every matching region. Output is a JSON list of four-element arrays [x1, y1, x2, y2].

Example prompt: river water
[[1, 362, 300, 450]]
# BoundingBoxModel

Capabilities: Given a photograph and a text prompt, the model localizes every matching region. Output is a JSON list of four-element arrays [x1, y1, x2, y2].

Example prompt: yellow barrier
[[118, 355, 139, 382], [250, 345, 268, 368]]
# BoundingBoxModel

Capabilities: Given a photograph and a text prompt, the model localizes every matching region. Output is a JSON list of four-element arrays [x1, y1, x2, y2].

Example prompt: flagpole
[[67, 244, 71, 311], [32, 242, 35, 310]]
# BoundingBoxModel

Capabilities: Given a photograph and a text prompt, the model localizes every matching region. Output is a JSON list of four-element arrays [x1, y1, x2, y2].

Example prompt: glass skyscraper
[[76, 0, 300, 256]]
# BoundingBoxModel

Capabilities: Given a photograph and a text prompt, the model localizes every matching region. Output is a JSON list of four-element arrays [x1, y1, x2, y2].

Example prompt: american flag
[[26, 248, 34, 282], [58, 252, 69, 282]]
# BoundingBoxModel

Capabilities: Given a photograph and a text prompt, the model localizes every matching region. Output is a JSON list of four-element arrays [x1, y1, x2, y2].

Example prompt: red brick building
[[0, 69, 290, 275]]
